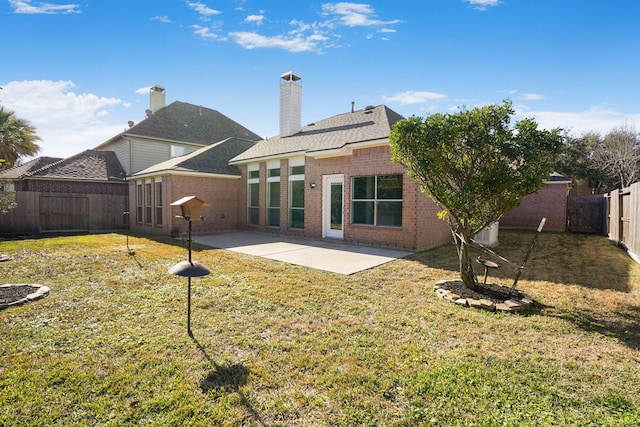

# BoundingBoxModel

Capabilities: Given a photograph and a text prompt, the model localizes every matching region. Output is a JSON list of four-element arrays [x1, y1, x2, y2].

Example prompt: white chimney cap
[[280, 71, 301, 82]]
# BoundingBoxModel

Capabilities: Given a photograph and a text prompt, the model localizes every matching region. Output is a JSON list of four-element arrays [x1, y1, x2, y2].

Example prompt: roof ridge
[[26, 156, 68, 177]]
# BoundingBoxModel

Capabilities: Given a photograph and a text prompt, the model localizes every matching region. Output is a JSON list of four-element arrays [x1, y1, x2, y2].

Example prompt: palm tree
[[0, 106, 41, 170]]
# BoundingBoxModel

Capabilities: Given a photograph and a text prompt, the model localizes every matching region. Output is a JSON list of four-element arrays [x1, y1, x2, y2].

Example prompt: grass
[[1, 230, 639, 426]]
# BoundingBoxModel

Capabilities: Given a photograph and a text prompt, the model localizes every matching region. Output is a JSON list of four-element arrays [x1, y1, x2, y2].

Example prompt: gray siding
[[130, 138, 171, 174]]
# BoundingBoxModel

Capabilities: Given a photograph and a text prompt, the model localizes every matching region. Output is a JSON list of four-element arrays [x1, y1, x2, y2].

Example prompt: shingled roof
[[0, 156, 62, 180], [132, 137, 259, 178], [230, 105, 404, 163], [96, 101, 262, 148], [0, 150, 125, 182]]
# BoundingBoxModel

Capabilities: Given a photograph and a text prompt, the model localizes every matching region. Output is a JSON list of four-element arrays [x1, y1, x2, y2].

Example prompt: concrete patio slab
[[192, 231, 412, 275]]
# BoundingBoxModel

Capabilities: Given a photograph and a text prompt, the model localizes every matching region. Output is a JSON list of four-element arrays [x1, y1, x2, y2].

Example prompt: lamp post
[[168, 196, 211, 336]]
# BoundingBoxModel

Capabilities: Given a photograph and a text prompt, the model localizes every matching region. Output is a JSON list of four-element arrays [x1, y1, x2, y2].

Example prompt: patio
[[191, 231, 412, 275]]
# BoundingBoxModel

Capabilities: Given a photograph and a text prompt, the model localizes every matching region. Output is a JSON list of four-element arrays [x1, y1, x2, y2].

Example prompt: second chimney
[[150, 85, 166, 113], [279, 72, 302, 137]]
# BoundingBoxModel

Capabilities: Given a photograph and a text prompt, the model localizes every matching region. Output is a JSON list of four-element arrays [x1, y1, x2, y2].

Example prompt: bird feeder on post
[[169, 196, 211, 337]]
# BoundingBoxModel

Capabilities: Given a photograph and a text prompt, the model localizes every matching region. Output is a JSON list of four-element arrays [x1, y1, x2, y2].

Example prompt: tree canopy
[[554, 125, 640, 193], [389, 100, 563, 289], [593, 124, 640, 189], [0, 105, 41, 170]]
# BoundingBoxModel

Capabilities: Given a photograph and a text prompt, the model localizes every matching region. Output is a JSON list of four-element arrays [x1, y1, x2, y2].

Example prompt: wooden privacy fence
[[566, 195, 607, 234], [607, 182, 640, 263], [0, 191, 127, 234]]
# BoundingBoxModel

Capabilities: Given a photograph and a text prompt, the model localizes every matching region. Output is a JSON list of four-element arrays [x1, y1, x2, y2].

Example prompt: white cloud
[[152, 15, 172, 24], [185, 1, 222, 19], [187, 2, 399, 51], [516, 105, 640, 136], [383, 91, 447, 106], [191, 24, 227, 41], [229, 31, 326, 53], [322, 2, 400, 27], [9, 0, 80, 14], [0, 81, 128, 158], [244, 14, 265, 25], [467, 0, 501, 11], [521, 93, 545, 101], [135, 86, 152, 95]]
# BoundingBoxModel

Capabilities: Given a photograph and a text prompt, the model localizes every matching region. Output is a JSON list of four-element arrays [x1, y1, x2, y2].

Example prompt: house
[[1, 86, 263, 235], [227, 72, 452, 251], [95, 85, 262, 175], [128, 137, 258, 236], [0, 150, 127, 234]]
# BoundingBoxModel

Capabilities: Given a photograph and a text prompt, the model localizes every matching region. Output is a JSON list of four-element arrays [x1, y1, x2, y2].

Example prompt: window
[[136, 183, 143, 223], [145, 182, 152, 224], [290, 165, 305, 175], [267, 181, 280, 226], [248, 165, 259, 225], [171, 145, 186, 158], [352, 175, 402, 227], [268, 167, 280, 178], [267, 162, 280, 227], [289, 163, 304, 229], [155, 181, 163, 225]]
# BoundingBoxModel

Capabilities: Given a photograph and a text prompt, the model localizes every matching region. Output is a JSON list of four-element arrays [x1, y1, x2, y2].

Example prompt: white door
[[323, 175, 344, 239]]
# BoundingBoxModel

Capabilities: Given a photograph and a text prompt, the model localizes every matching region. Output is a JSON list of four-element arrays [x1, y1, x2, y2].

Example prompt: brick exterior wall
[[237, 145, 452, 251], [500, 183, 570, 232], [20, 179, 126, 195], [129, 175, 242, 236]]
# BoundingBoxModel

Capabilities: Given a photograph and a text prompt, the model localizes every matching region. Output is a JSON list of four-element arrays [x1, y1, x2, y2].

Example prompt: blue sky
[[1, 0, 639, 159]]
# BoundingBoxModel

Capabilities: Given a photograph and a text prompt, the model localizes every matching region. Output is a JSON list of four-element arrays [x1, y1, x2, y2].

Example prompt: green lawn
[[1, 231, 639, 426]]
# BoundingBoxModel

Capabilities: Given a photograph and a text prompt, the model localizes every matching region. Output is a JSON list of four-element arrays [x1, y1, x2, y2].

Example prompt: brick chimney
[[279, 72, 302, 137], [149, 85, 166, 113]]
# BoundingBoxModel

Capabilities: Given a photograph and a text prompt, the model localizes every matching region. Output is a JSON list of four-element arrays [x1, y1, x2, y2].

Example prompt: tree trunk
[[458, 234, 478, 290]]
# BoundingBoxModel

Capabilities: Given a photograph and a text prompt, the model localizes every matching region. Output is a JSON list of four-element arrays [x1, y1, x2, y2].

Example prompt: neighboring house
[[228, 72, 452, 251], [95, 85, 262, 175], [500, 173, 572, 232], [129, 137, 258, 236], [0, 150, 126, 234]]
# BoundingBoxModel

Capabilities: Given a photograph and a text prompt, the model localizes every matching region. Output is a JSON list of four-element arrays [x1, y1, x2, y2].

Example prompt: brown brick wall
[[500, 183, 570, 232], [22, 179, 126, 195], [236, 145, 452, 251], [129, 175, 241, 236]]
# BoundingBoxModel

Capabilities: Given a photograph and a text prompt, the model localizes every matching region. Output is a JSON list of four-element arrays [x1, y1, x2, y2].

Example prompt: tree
[[389, 100, 563, 290], [0, 106, 41, 170], [554, 131, 615, 193], [593, 124, 640, 189], [0, 179, 17, 214]]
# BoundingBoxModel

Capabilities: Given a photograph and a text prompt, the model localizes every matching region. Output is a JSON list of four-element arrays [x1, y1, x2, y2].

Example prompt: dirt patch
[[437, 280, 527, 304], [435, 280, 534, 312]]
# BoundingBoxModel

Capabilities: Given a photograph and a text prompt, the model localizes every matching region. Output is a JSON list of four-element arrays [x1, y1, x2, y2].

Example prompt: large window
[[352, 175, 403, 227], [267, 163, 280, 227], [145, 182, 152, 224], [289, 163, 304, 229], [155, 181, 163, 225], [136, 183, 143, 223], [247, 166, 259, 225]]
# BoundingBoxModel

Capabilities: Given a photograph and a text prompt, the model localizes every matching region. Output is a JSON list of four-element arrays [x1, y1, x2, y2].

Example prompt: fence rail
[[607, 182, 640, 263]]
